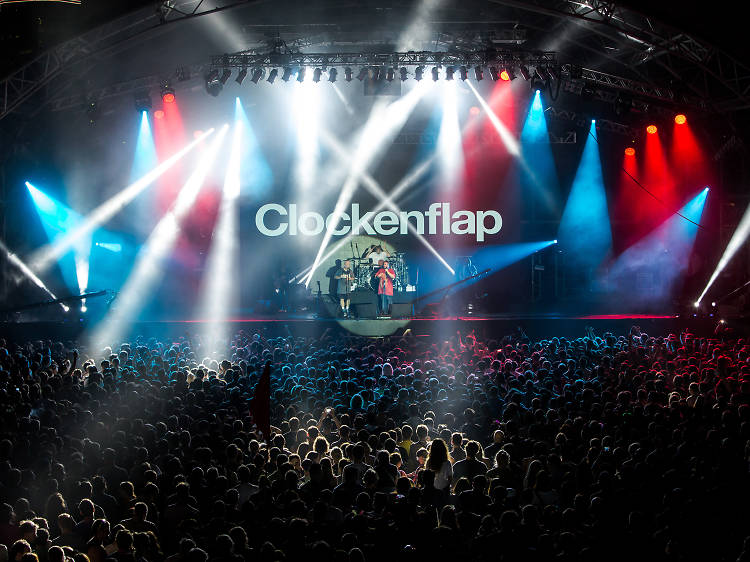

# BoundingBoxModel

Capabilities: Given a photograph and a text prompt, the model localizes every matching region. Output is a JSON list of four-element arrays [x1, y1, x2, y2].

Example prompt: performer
[[334, 259, 355, 318], [363, 244, 391, 269], [375, 259, 396, 316]]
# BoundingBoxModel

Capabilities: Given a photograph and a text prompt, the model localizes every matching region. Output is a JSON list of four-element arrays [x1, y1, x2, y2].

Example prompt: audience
[[0, 324, 749, 561]]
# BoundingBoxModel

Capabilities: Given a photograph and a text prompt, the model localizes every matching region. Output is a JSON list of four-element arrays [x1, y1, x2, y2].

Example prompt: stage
[[0, 313, 735, 343]]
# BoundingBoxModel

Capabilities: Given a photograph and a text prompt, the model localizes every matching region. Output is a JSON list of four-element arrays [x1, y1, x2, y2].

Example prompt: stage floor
[[0, 312, 738, 341]]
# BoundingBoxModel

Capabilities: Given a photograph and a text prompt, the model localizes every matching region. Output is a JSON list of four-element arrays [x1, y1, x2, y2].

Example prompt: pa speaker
[[390, 303, 413, 318], [353, 303, 377, 318]]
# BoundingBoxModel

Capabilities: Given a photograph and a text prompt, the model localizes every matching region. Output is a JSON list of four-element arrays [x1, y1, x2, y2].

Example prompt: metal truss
[[544, 106, 634, 137], [486, 0, 750, 112], [0, 0, 256, 122], [393, 129, 576, 145], [210, 49, 558, 69], [47, 63, 209, 112]]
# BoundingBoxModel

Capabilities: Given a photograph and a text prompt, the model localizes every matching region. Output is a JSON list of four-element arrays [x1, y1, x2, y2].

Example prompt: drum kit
[[347, 252, 408, 292]]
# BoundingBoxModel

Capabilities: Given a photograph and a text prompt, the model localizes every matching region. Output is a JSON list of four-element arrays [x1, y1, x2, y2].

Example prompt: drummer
[[363, 244, 391, 269]]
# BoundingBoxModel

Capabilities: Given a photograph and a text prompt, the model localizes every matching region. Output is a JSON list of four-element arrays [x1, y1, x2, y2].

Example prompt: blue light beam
[[558, 120, 612, 273]]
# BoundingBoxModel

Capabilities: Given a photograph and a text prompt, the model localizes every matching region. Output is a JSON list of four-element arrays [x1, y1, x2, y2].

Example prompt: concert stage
[[0, 313, 734, 344]]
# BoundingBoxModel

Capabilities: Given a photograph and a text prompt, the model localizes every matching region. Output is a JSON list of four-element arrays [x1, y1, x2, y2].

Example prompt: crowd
[[0, 323, 749, 562]]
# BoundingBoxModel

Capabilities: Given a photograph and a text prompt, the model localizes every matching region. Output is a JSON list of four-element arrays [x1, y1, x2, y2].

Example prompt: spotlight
[[267, 68, 278, 83], [344, 67, 353, 81], [711, 301, 716, 307], [235, 68, 248, 85], [219, 69, 231, 85], [312, 68, 322, 83], [282, 67, 293, 82], [499, 69, 511, 81], [694, 301, 700, 308], [445, 66, 454, 80], [81, 305, 87, 313], [357, 67, 369, 81], [519, 65, 531, 80], [474, 66, 484, 81], [154, 110, 165, 119], [371, 67, 381, 81], [646, 124, 657, 134], [459, 66, 468, 81], [328, 68, 338, 82], [553, 239, 558, 244], [134, 92, 152, 113], [400, 67, 408, 81], [624, 147, 636, 156], [250, 68, 264, 84], [489, 67, 500, 81], [415, 66, 424, 81], [675, 114, 687, 125], [386, 67, 395, 82], [161, 85, 175, 103], [297, 67, 306, 82], [431, 66, 439, 81]]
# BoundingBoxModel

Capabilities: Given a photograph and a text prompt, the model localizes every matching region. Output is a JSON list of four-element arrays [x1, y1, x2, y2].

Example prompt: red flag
[[248, 362, 271, 441]]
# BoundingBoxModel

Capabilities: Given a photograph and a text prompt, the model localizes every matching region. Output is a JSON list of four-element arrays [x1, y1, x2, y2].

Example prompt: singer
[[374, 259, 396, 317]]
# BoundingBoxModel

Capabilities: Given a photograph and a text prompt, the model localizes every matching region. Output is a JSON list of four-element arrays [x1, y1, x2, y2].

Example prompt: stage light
[[328, 68, 338, 82], [312, 68, 322, 82], [675, 114, 687, 125], [386, 67, 395, 82], [694, 301, 700, 308], [500, 69, 511, 81], [415, 66, 424, 81], [344, 67, 353, 81], [161, 85, 175, 103], [372, 67, 382, 81], [250, 68, 264, 83], [81, 305, 87, 313], [206, 71, 222, 96], [554, 239, 558, 244], [154, 110, 165, 119], [28, 129, 216, 275], [625, 147, 636, 156], [431, 67, 439, 81], [282, 67, 293, 82], [357, 67, 368, 81], [219, 69, 231, 85], [469, 106, 480, 116], [519, 65, 531, 81], [646, 124, 657, 134], [235, 68, 247, 85], [134, 92, 152, 113], [711, 301, 716, 307], [445, 66, 454, 80], [400, 67, 408, 81], [267, 68, 278, 83], [297, 67, 306, 82], [489, 67, 500, 81], [474, 66, 484, 81], [459, 66, 468, 80]]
